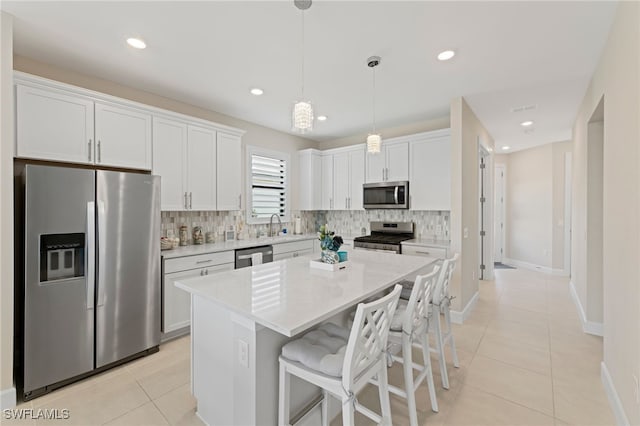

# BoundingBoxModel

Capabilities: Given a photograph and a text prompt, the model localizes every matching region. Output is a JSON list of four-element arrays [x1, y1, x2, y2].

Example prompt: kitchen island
[[175, 250, 438, 425]]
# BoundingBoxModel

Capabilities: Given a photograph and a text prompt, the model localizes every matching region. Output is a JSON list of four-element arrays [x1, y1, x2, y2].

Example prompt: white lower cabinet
[[272, 239, 314, 261], [401, 244, 448, 259], [162, 251, 234, 337]]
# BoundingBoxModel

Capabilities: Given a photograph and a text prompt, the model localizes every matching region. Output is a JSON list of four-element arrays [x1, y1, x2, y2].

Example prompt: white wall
[[572, 2, 640, 423], [0, 11, 15, 408]]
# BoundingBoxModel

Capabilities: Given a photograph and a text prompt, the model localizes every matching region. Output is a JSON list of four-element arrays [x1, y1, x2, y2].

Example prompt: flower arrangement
[[318, 224, 343, 264]]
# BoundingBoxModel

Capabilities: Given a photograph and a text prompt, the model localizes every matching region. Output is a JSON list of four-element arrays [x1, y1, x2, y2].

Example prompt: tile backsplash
[[162, 209, 449, 244]]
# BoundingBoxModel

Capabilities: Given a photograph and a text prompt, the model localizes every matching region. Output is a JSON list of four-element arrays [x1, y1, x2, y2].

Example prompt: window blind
[[250, 154, 286, 219]]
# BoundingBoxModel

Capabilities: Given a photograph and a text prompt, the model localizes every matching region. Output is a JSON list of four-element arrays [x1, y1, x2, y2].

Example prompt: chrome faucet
[[269, 214, 282, 237]]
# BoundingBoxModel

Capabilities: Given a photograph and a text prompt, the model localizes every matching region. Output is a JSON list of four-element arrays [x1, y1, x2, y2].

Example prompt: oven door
[[363, 181, 409, 209], [353, 241, 401, 254]]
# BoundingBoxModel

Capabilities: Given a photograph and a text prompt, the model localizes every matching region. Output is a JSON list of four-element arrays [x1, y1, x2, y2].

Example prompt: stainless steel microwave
[[363, 181, 409, 209]]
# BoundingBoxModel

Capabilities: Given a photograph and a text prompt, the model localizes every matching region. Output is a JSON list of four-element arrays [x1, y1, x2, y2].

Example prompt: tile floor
[[7, 268, 615, 425]]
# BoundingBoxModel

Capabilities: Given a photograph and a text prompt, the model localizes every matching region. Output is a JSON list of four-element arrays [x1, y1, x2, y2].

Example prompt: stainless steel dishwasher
[[235, 245, 274, 269]]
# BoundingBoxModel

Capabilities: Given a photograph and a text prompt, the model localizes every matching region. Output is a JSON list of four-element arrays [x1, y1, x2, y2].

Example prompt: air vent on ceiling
[[523, 128, 535, 134], [511, 104, 537, 113]]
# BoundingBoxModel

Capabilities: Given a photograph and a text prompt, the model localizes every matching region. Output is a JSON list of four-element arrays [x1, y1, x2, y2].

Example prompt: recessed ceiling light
[[250, 88, 264, 96], [317, 115, 327, 121], [521, 120, 534, 127], [437, 50, 455, 61], [502, 146, 511, 151], [126, 38, 146, 49]]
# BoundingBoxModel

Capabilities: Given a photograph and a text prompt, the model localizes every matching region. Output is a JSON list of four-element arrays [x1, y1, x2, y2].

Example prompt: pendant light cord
[[372, 66, 376, 133], [301, 10, 305, 99]]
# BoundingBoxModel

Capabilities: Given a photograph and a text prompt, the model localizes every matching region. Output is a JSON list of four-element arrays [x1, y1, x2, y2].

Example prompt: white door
[[385, 142, 409, 181], [410, 136, 451, 210], [365, 150, 385, 183], [333, 153, 350, 210], [494, 164, 505, 263], [95, 102, 152, 170], [349, 149, 365, 210], [187, 125, 217, 211], [321, 155, 334, 210], [16, 84, 94, 164], [152, 117, 188, 210], [217, 133, 242, 210]]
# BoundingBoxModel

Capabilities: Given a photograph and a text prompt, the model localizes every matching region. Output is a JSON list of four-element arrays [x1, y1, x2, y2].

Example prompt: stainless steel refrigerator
[[20, 164, 161, 400]]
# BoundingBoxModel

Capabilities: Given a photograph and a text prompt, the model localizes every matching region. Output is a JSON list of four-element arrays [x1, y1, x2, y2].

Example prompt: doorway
[[478, 144, 492, 280]]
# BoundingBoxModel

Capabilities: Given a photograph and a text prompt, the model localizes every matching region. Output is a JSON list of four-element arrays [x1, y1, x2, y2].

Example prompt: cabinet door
[[365, 150, 385, 183], [349, 149, 365, 210], [410, 136, 451, 210], [163, 269, 200, 333], [321, 155, 334, 210], [216, 133, 242, 210], [385, 142, 409, 181], [299, 151, 322, 210], [187, 125, 217, 210], [95, 102, 152, 170], [333, 153, 350, 210], [16, 84, 94, 164], [153, 117, 188, 210]]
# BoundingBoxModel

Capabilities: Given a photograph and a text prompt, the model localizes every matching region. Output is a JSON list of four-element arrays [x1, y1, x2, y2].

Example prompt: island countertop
[[175, 250, 438, 337]]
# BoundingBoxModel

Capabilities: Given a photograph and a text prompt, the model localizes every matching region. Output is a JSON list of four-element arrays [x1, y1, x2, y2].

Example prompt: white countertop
[[161, 234, 317, 259], [402, 238, 450, 249], [175, 250, 437, 337]]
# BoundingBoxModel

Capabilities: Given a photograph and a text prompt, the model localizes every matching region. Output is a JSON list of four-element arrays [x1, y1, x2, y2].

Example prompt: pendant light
[[366, 56, 382, 154], [292, 0, 314, 133]]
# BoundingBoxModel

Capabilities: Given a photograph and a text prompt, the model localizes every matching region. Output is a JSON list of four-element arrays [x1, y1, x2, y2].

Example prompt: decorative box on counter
[[309, 259, 350, 271]]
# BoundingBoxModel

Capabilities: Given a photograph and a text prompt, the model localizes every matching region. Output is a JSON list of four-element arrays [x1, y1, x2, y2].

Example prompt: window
[[246, 146, 290, 224]]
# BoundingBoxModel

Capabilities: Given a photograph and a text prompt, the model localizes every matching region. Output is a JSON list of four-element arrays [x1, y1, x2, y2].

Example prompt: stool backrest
[[433, 253, 459, 305], [403, 267, 440, 337], [342, 284, 402, 390]]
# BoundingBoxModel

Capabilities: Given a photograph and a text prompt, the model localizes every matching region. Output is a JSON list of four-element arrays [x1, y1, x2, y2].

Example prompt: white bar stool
[[431, 253, 460, 389], [278, 285, 402, 426], [386, 267, 440, 426]]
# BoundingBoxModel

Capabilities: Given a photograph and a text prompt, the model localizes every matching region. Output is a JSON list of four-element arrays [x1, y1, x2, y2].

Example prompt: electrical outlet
[[436, 225, 442, 235], [634, 374, 639, 404], [472, 271, 476, 280], [238, 340, 249, 368], [463, 227, 469, 239]]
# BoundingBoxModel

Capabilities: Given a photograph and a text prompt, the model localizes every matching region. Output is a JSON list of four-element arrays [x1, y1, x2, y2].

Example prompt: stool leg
[[321, 390, 329, 426], [420, 331, 439, 413], [341, 395, 355, 426], [377, 359, 393, 426], [402, 336, 418, 426], [444, 303, 460, 368], [278, 362, 290, 426], [434, 305, 450, 389]]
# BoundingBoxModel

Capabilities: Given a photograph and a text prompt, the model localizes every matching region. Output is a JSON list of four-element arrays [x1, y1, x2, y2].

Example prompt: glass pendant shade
[[292, 100, 314, 133], [367, 133, 381, 154]]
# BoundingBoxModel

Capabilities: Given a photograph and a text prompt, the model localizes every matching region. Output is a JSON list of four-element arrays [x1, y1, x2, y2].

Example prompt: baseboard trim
[[569, 281, 604, 336], [450, 291, 479, 324], [0, 387, 16, 410], [601, 362, 630, 426], [501, 257, 569, 276]]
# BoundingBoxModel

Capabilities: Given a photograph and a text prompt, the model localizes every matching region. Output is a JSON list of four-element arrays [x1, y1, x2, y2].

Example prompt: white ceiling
[[2, 1, 617, 151]]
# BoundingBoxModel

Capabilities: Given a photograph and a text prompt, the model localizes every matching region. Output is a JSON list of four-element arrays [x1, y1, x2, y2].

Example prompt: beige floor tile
[[553, 375, 616, 425], [447, 323, 485, 354], [500, 291, 547, 313], [132, 357, 191, 400], [153, 384, 203, 426], [443, 385, 555, 426], [465, 355, 554, 416], [33, 373, 149, 425], [476, 334, 551, 376], [104, 401, 169, 426], [484, 318, 550, 350], [493, 304, 549, 327]]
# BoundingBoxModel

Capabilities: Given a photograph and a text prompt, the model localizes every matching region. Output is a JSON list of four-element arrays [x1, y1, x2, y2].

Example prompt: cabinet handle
[[97, 140, 101, 163], [345, 198, 348, 209], [184, 192, 188, 210], [196, 259, 214, 264], [88, 139, 92, 162], [415, 251, 431, 255], [200, 270, 204, 276], [293, 252, 299, 258], [382, 168, 385, 181], [205, 269, 209, 275], [238, 194, 242, 209], [189, 192, 193, 209]]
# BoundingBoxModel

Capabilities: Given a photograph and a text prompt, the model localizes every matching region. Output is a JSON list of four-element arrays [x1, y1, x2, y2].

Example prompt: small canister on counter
[[192, 225, 204, 245], [205, 229, 216, 244], [179, 225, 189, 246]]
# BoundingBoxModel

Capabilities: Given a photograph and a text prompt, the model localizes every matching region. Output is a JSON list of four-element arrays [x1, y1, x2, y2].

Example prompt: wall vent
[[511, 104, 537, 113]]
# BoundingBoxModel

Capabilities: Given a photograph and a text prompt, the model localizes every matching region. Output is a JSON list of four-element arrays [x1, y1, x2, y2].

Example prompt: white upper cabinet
[[333, 153, 350, 210], [409, 130, 451, 211], [95, 102, 152, 170], [187, 125, 217, 211], [365, 140, 409, 183], [16, 84, 94, 164], [348, 148, 365, 210], [216, 133, 242, 211], [327, 146, 365, 211], [152, 118, 188, 211], [321, 154, 334, 210], [298, 149, 322, 211]]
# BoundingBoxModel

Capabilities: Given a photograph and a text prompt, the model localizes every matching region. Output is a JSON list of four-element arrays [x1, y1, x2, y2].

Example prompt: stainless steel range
[[354, 222, 414, 253]]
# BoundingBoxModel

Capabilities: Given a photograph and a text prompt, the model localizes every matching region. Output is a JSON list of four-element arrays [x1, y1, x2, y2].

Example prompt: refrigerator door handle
[[86, 202, 96, 310], [97, 200, 107, 307]]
